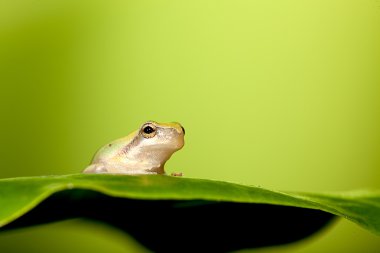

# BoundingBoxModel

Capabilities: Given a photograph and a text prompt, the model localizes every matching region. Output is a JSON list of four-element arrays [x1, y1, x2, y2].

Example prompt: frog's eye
[[141, 124, 157, 138]]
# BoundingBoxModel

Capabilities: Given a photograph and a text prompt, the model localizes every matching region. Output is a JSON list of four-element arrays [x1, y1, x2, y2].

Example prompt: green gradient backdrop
[[0, 1, 379, 252]]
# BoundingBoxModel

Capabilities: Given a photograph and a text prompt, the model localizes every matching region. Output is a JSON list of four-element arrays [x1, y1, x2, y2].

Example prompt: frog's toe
[[170, 172, 183, 177]]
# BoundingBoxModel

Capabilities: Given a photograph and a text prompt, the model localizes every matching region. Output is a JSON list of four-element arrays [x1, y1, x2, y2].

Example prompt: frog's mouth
[[171, 135, 184, 150], [149, 140, 184, 152]]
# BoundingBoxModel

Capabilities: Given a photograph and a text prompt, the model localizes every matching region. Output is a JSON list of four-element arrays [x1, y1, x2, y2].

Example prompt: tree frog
[[83, 121, 185, 175]]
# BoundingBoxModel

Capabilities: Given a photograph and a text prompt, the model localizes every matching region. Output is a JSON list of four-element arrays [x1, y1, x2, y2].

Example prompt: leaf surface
[[0, 174, 379, 252]]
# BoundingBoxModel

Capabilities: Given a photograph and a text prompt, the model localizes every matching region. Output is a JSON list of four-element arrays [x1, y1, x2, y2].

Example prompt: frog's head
[[138, 121, 185, 151]]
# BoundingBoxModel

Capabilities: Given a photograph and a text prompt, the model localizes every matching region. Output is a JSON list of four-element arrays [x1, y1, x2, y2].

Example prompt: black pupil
[[143, 126, 154, 134]]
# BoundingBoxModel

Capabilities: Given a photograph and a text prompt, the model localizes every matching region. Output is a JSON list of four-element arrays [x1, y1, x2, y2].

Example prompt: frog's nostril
[[181, 126, 185, 135]]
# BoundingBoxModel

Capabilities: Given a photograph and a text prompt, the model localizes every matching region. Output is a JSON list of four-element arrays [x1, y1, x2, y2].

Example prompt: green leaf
[[0, 174, 379, 252]]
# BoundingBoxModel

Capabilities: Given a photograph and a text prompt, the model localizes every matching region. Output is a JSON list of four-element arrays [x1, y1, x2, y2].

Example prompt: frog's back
[[90, 130, 138, 164]]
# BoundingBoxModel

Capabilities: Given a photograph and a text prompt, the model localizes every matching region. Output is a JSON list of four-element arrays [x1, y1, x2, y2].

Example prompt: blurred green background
[[0, 0, 379, 252]]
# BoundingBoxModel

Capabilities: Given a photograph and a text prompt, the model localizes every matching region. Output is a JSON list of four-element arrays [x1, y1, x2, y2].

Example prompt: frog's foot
[[171, 172, 183, 177]]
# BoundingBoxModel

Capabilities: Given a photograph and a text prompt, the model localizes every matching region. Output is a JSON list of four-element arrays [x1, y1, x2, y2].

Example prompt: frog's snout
[[170, 122, 185, 135]]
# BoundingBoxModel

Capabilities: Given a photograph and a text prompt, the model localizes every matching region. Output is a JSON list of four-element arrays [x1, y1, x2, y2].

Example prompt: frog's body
[[83, 121, 185, 175]]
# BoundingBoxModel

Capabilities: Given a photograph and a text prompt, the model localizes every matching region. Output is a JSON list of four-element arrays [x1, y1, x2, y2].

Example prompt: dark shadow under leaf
[[2, 189, 335, 253]]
